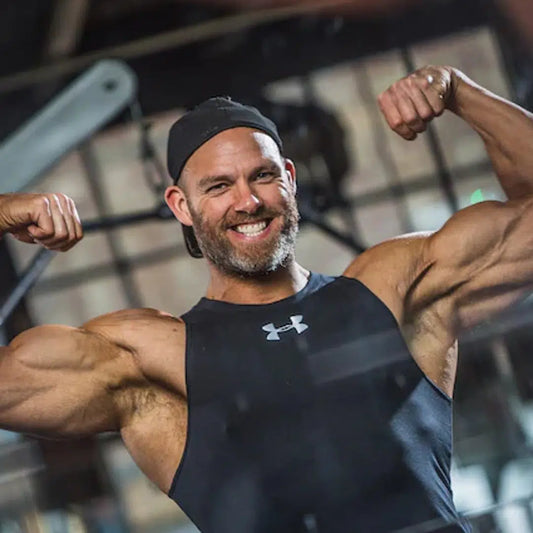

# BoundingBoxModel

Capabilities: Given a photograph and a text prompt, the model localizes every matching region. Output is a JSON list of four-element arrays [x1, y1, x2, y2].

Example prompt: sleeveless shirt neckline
[[194, 271, 332, 312]]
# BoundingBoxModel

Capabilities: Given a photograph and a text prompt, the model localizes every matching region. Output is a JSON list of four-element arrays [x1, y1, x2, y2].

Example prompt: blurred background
[[0, 0, 532, 532]]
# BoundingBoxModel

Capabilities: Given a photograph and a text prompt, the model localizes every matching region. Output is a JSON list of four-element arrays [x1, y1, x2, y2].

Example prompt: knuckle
[[391, 118, 404, 130], [52, 194, 64, 211], [38, 196, 51, 210], [62, 194, 74, 208], [378, 93, 391, 111], [400, 78, 410, 88]]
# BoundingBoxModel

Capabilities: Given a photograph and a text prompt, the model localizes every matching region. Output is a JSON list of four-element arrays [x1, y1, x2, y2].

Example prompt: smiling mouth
[[230, 219, 273, 237]]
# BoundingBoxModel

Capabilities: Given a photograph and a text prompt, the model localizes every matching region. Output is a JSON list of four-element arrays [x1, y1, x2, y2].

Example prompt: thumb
[[26, 224, 51, 240]]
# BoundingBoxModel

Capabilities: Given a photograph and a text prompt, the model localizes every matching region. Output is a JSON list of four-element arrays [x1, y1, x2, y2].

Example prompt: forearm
[[449, 70, 533, 199]]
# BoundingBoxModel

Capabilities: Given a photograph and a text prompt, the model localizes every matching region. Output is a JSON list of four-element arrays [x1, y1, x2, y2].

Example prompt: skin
[[0, 65, 533, 497]]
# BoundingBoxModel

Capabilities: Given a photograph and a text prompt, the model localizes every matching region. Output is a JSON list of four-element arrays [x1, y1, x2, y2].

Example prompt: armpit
[[343, 232, 432, 323]]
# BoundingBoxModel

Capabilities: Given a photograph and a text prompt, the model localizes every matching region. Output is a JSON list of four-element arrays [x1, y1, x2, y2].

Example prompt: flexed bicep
[[0, 324, 144, 437], [417, 197, 533, 329]]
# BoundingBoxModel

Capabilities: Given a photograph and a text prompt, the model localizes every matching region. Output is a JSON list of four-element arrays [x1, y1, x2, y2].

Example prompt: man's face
[[178, 128, 299, 277]]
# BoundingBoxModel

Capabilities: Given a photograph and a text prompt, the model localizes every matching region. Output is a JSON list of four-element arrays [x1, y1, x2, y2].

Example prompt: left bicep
[[421, 197, 533, 328]]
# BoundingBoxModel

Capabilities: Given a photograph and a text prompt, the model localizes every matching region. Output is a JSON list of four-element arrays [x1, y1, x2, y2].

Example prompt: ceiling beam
[[44, 0, 90, 60]]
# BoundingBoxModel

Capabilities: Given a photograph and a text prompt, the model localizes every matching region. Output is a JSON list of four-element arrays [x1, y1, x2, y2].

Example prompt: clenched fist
[[378, 65, 458, 141], [0, 193, 83, 252]]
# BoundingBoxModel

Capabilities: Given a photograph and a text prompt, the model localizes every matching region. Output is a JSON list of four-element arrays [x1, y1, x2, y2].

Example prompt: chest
[[172, 281, 455, 530], [184, 282, 423, 421]]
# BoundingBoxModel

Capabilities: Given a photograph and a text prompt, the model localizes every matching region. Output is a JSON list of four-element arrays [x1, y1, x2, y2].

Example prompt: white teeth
[[234, 221, 268, 236]]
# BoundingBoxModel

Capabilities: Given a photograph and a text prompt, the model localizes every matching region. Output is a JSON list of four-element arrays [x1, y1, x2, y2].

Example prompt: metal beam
[[0, 3, 344, 94], [0, 60, 137, 192], [45, 0, 89, 60], [0, 0, 487, 96]]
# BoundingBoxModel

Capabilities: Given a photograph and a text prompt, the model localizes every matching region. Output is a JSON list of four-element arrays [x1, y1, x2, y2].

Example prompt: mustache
[[222, 208, 282, 229]]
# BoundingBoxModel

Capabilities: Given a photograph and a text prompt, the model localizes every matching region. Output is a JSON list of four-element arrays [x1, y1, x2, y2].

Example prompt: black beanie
[[167, 96, 283, 183]]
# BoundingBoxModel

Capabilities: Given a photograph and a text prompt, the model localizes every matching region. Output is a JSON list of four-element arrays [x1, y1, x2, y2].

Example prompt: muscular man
[[0, 65, 532, 532]]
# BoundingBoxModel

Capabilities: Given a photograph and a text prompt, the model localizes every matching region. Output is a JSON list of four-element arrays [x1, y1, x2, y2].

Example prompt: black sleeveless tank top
[[168, 273, 471, 533]]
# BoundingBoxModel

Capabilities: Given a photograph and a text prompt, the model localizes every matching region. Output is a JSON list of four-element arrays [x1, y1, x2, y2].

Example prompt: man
[[0, 65, 531, 532]]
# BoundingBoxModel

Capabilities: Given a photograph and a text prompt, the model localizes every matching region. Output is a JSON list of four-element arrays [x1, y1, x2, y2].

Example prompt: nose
[[233, 181, 262, 214]]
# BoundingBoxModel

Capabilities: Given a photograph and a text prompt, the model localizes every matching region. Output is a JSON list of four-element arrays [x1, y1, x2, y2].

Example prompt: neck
[[205, 260, 310, 305]]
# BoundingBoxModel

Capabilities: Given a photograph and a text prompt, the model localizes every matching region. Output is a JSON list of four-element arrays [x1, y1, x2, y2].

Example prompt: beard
[[188, 198, 300, 278]]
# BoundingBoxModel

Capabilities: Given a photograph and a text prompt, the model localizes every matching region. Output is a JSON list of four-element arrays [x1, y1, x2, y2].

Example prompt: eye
[[207, 183, 228, 193], [256, 171, 275, 180]]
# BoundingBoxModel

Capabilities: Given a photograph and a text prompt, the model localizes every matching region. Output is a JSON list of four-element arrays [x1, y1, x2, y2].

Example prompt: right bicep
[[0, 325, 142, 438]]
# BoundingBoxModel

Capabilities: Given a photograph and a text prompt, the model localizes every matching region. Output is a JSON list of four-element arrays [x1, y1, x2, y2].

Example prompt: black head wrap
[[167, 96, 283, 183], [166, 96, 283, 258]]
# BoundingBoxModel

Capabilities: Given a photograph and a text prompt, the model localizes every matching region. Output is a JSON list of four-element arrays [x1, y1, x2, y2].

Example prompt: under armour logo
[[262, 315, 309, 341]]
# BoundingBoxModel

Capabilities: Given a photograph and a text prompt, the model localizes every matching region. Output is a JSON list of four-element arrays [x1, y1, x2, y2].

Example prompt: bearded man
[[0, 65, 531, 532]]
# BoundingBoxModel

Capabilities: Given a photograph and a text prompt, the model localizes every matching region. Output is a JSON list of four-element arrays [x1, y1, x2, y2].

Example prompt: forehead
[[182, 127, 282, 180]]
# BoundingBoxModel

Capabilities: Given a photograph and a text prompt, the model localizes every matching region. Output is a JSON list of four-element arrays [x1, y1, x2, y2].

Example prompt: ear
[[164, 185, 193, 226], [284, 158, 297, 194]]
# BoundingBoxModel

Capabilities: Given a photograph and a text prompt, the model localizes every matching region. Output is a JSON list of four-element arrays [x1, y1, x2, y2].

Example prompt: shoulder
[[83, 307, 183, 327], [82, 307, 186, 354], [343, 232, 433, 322], [83, 308, 185, 343]]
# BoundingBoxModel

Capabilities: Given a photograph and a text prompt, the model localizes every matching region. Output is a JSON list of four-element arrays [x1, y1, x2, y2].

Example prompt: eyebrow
[[197, 162, 281, 190]]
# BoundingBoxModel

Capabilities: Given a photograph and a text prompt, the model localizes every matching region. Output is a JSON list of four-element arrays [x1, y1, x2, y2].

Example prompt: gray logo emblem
[[262, 315, 309, 341]]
